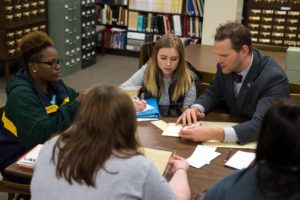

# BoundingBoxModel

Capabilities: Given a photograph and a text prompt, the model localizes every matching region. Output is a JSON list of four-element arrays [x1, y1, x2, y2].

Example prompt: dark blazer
[[196, 49, 289, 144]]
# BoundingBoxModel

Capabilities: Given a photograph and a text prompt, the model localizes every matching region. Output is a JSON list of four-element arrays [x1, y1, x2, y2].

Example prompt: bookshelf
[[96, 0, 130, 55], [245, 0, 300, 48], [95, 0, 205, 56]]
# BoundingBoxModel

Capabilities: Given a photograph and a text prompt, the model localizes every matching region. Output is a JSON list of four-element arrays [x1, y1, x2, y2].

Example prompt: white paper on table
[[137, 104, 154, 113], [161, 123, 183, 137], [225, 150, 255, 170], [151, 120, 169, 131], [186, 145, 221, 168], [137, 117, 159, 122]]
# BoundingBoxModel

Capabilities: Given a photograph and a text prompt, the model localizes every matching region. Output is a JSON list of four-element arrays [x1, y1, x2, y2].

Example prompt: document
[[203, 140, 257, 150], [153, 120, 239, 137], [199, 121, 238, 128], [161, 122, 200, 137], [143, 147, 173, 175], [186, 145, 221, 168], [162, 123, 183, 137], [151, 120, 169, 131], [224, 150, 255, 170]]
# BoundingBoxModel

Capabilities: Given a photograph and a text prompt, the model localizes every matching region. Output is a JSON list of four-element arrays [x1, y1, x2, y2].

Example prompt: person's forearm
[[169, 169, 191, 200], [211, 128, 225, 141]]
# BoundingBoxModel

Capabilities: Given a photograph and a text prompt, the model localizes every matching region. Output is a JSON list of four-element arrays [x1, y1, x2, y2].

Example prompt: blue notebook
[[136, 98, 160, 119]]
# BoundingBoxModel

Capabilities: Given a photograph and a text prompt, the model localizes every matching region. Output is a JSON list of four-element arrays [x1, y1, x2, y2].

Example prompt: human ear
[[28, 63, 37, 73], [240, 45, 250, 57]]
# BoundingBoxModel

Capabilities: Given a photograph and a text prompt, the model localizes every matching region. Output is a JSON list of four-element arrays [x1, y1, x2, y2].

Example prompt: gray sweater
[[30, 136, 176, 200]]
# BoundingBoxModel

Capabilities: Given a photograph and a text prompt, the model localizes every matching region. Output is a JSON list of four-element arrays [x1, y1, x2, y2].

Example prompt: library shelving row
[[95, 0, 204, 56], [245, 0, 300, 47]]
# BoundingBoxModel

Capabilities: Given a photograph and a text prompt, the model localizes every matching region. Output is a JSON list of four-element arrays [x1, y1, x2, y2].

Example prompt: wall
[[201, 0, 243, 45]]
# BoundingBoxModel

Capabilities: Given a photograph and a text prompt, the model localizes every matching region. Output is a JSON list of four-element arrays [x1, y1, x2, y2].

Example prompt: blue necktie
[[233, 73, 243, 83]]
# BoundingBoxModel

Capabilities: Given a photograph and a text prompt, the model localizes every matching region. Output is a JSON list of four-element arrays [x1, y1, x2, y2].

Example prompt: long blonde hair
[[144, 34, 193, 102]]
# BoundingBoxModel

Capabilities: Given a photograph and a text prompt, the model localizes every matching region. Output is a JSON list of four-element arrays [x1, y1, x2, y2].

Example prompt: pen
[[224, 149, 233, 163], [134, 96, 146, 105], [163, 150, 176, 177]]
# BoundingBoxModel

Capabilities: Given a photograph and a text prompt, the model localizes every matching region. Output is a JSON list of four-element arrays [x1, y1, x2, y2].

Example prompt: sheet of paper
[[143, 147, 173, 175], [162, 123, 183, 137], [225, 150, 255, 170], [137, 118, 159, 122], [199, 121, 238, 128], [186, 145, 221, 168], [203, 140, 257, 150], [151, 120, 168, 131], [137, 104, 154, 113]]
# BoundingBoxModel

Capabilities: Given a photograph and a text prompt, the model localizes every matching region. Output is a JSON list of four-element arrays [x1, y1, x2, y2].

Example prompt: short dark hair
[[214, 21, 252, 53], [18, 31, 53, 65], [256, 99, 300, 168], [255, 99, 300, 197]]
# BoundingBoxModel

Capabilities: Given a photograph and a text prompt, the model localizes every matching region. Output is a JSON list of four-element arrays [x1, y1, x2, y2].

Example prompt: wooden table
[[185, 44, 286, 74], [5, 112, 250, 199]]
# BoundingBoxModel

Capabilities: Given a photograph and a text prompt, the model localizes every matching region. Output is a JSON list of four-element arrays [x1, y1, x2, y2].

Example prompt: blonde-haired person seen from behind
[[31, 85, 191, 200], [121, 33, 198, 115], [0, 31, 89, 181]]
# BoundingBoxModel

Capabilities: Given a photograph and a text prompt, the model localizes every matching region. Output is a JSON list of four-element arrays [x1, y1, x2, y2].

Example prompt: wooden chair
[[0, 179, 30, 200], [289, 83, 300, 102], [138, 41, 155, 68]]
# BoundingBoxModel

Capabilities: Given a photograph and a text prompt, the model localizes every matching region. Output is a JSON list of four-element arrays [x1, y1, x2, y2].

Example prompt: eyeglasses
[[35, 59, 63, 69]]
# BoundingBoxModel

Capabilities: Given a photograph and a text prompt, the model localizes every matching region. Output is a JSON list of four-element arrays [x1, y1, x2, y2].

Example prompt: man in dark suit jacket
[[176, 22, 289, 144]]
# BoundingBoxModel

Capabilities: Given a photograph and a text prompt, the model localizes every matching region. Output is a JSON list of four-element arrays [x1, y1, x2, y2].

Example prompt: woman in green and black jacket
[[0, 31, 88, 176]]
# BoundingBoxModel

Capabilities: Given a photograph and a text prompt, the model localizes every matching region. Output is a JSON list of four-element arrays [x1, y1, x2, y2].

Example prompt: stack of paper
[[17, 144, 43, 168], [187, 145, 221, 168], [161, 123, 183, 137], [224, 151, 255, 170]]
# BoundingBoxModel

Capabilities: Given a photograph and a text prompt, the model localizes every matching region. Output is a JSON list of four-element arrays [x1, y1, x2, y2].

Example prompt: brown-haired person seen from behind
[[177, 21, 289, 144], [0, 31, 89, 181], [31, 85, 191, 200], [196, 99, 300, 200]]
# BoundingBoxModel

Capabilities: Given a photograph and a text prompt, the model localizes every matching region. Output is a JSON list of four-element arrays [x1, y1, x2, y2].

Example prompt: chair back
[[289, 83, 300, 102], [139, 42, 155, 68], [0, 179, 30, 199]]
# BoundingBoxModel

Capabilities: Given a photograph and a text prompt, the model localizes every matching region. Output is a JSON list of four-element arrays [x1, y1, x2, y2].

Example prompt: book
[[136, 98, 160, 119], [16, 144, 43, 169]]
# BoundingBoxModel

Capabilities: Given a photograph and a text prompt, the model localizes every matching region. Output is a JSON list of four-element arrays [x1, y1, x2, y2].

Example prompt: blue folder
[[136, 98, 160, 119]]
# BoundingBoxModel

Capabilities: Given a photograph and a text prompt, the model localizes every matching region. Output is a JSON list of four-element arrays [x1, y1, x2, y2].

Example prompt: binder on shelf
[[127, 31, 146, 40], [136, 98, 160, 119]]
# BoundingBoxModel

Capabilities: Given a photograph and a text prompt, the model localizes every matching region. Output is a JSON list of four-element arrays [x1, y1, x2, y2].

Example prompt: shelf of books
[[95, 0, 205, 56], [96, 0, 130, 55]]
